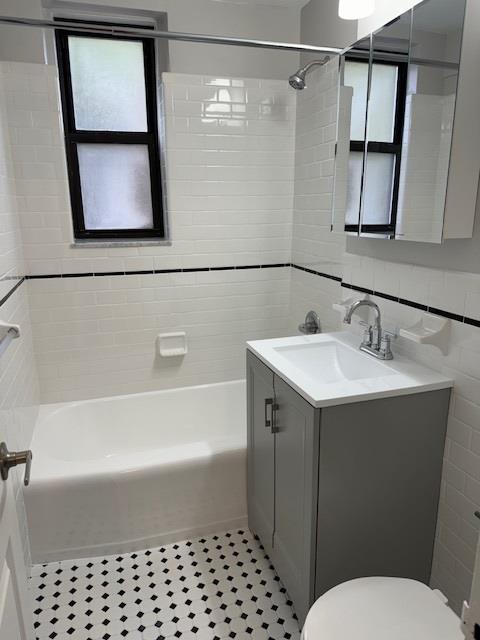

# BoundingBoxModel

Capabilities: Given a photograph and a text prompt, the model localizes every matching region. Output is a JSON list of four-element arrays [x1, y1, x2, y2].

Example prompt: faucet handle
[[380, 334, 394, 360], [382, 328, 398, 340], [361, 324, 373, 347]]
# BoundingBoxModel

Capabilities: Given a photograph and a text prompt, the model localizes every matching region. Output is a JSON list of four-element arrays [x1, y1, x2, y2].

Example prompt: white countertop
[[247, 331, 453, 408]]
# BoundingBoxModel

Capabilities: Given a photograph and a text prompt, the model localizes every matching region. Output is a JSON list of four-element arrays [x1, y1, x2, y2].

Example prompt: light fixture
[[338, 0, 375, 20]]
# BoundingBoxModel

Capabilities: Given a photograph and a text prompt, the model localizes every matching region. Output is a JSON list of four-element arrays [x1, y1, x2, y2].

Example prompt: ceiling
[[212, 0, 311, 8]]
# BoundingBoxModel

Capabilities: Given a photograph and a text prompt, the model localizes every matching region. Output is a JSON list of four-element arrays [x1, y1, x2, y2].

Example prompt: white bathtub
[[25, 380, 247, 564]]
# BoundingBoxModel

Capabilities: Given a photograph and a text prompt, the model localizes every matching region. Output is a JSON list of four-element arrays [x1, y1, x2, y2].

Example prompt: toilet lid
[[302, 577, 463, 640]]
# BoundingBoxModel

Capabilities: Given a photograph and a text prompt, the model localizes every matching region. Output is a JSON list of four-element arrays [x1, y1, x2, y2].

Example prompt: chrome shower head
[[288, 57, 330, 90], [288, 71, 307, 90]]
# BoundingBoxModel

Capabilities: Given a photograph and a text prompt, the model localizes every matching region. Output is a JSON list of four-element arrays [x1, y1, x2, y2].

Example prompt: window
[[55, 21, 165, 240], [344, 57, 407, 235]]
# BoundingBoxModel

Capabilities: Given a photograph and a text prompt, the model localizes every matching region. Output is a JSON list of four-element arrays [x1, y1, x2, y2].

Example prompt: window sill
[[71, 239, 172, 249]]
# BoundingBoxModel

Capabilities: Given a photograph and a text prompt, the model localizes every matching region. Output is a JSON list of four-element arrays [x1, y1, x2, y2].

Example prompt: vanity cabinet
[[247, 353, 275, 558], [247, 350, 450, 624], [270, 375, 319, 622]]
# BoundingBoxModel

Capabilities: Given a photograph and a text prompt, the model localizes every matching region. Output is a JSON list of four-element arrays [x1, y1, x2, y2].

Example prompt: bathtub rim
[[28, 378, 246, 484]]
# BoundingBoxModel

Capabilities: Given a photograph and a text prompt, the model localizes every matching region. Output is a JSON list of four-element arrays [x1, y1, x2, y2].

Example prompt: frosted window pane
[[344, 61, 368, 141], [368, 64, 398, 143], [345, 151, 363, 225], [77, 144, 153, 230], [362, 153, 395, 225], [68, 36, 148, 132]]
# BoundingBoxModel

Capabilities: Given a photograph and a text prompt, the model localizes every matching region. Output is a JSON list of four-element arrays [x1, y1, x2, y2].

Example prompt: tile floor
[[30, 529, 301, 640]]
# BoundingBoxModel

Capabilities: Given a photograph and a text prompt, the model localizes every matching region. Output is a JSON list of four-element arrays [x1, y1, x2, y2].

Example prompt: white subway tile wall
[[0, 286, 39, 567], [0, 62, 40, 566], [161, 73, 295, 268], [28, 267, 291, 402], [291, 60, 344, 278], [289, 59, 345, 334], [0, 63, 25, 297]]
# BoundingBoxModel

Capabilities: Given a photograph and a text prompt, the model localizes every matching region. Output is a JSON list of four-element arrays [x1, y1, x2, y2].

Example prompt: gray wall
[[0, 0, 301, 80], [300, 0, 356, 64]]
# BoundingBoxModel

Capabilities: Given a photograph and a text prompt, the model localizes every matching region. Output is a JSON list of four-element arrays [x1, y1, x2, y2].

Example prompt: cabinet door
[[315, 391, 450, 598], [272, 375, 319, 624], [247, 351, 275, 556]]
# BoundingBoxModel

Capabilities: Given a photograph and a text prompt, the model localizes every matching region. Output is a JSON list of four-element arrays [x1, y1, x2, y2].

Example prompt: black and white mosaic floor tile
[[30, 529, 301, 640]]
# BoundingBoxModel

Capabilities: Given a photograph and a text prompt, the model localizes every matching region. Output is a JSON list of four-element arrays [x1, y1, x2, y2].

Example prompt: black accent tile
[[154, 268, 182, 274], [464, 316, 480, 328], [349, 284, 374, 295], [373, 291, 399, 303], [61, 272, 94, 278], [398, 298, 428, 312], [209, 266, 235, 271], [428, 306, 464, 323]]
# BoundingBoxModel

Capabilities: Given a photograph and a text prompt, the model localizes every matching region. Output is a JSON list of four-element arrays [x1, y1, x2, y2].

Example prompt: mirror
[[332, 0, 467, 243], [331, 35, 371, 233], [395, 0, 466, 242]]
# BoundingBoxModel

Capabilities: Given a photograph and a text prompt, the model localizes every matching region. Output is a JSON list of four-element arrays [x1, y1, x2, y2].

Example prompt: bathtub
[[25, 380, 247, 564]]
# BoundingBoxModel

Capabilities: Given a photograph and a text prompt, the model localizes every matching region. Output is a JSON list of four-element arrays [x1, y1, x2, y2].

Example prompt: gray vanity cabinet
[[246, 350, 276, 558], [247, 350, 320, 622], [271, 375, 320, 623], [247, 350, 450, 625]]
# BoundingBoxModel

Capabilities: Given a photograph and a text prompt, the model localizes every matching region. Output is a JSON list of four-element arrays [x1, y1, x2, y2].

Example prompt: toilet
[[302, 577, 464, 640]]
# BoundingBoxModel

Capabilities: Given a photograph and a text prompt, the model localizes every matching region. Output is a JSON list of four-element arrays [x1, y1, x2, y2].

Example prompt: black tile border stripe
[[292, 263, 342, 282], [2, 264, 480, 330], [341, 281, 470, 324], [24, 263, 292, 281], [0, 277, 25, 308]]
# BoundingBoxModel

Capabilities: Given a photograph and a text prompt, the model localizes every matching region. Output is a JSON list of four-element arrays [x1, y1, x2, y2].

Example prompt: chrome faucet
[[343, 299, 393, 360]]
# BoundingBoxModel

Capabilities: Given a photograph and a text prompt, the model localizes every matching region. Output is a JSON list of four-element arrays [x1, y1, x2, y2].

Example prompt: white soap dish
[[332, 296, 360, 314], [399, 313, 450, 355], [157, 332, 187, 357]]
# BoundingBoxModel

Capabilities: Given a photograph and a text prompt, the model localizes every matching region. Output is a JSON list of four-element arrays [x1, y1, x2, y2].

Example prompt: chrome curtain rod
[[0, 16, 342, 55]]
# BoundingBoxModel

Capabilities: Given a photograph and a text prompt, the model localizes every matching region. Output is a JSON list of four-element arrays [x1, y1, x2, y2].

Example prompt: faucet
[[343, 299, 393, 360]]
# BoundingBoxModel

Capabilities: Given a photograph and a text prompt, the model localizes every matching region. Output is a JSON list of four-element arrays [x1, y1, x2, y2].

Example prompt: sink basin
[[274, 340, 395, 384], [247, 331, 453, 408]]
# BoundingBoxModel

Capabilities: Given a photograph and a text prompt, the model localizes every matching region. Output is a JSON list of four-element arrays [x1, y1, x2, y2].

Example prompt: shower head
[[288, 57, 330, 90], [288, 71, 307, 91]]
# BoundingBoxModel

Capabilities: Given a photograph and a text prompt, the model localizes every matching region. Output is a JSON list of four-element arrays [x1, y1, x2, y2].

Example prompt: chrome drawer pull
[[264, 398, 278, 434]]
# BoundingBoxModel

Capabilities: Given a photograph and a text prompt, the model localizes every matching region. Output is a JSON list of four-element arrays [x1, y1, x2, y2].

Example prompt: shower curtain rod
[[0, 15, 342, 55]]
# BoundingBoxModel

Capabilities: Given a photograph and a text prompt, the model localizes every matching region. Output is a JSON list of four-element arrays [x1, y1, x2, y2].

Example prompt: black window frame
[[55, 19, 165, 241], [344, 55, 407, 237]]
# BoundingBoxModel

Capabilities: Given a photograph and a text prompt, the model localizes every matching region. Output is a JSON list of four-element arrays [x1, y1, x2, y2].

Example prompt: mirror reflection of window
[[331, 0, 469, 243], [344, 54, 407, 234], [335, 36, 370, 231], [360, 11, 410, 237]]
